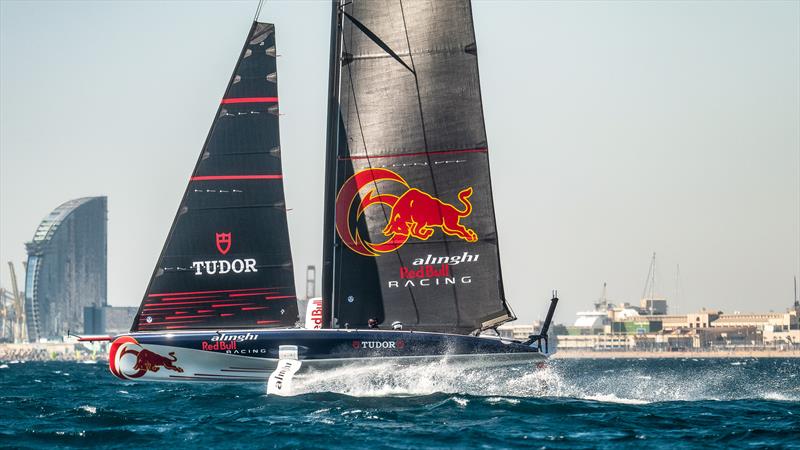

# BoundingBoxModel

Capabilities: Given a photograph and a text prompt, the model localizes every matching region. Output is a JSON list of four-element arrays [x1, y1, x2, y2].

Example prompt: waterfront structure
[[24, 197, 107, 341], [557, 295, 800, 351], [498, 322, 540, 341], [569, 310, 609, 335], [84, 306, 138, 335]]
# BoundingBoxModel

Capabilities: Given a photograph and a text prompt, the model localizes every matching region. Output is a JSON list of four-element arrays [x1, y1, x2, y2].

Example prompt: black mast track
[[322, 0, 344, 328]]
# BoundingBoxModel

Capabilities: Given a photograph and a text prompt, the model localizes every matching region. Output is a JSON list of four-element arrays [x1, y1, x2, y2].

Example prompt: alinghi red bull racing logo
[[335, 168, 478, 257]]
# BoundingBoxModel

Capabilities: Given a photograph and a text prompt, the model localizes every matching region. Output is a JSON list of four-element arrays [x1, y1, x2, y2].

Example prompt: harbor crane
[[7, 262, 26, 343]]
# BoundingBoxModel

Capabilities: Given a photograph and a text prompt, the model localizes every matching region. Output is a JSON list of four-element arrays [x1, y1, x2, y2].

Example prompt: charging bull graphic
[[131, 349, 183, 374], [109, 336, 184, 380], [335, 168, 478, 256]]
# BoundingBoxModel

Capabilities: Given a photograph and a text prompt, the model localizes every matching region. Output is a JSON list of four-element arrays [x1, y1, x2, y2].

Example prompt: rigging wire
[[254, 0, 265, 22]]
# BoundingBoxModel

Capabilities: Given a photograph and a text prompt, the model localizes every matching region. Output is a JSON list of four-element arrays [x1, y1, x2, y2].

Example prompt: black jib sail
[[132, 22, 298, 332], [322, 0, 514, 334]]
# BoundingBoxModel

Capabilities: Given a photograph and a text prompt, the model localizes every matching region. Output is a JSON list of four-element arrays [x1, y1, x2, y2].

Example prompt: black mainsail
[[323, 0, 514, 334], [132, 22, 298, 332]]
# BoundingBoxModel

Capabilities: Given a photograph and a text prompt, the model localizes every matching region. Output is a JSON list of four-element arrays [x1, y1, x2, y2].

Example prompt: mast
[[321, 0, 344, 329], [595, 282, 608, 311]]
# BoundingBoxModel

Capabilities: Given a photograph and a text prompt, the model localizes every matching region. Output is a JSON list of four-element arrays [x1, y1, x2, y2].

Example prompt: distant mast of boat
[[640, 252, 668, 315]]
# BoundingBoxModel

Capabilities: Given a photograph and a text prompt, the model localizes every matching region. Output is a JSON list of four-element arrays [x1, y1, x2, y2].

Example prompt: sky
[[1, 0, 798, 326]]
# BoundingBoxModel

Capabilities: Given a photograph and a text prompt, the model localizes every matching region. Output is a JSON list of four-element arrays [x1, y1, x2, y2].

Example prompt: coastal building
[[568, 310, 609, 335], [712, 310, 799, 348], [556, 292, 800, 351], [710, 311, 798, 331], [84, 306, 137, 335], [640, 297, 668, 315], [24, 197, 107, 341], [497, 323, 537, 341]]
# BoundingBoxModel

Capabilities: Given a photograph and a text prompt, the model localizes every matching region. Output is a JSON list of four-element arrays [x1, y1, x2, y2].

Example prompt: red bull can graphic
[[335, 168, 478, 256]]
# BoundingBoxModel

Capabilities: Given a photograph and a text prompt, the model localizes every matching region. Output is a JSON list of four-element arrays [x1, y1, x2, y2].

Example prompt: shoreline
[[3, 342, 800, 362], [552, 350, 800, 359]]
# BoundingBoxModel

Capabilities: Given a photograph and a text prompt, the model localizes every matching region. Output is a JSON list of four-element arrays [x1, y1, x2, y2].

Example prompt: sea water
[[1, 358, 798, 449]]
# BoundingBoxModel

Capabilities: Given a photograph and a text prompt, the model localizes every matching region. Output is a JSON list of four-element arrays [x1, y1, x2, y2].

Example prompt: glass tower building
[[24, 197, 107, 341]]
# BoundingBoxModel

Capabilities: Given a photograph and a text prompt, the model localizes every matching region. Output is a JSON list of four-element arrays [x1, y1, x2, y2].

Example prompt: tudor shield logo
[[335, 168, 478, 257], [191, 232, 258, 276], [216, 232, 231, 255]]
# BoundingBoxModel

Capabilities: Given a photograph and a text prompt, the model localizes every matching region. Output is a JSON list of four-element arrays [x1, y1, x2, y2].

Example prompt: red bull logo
[[108, 336, 184, 379], [335, 168, 478, 256]]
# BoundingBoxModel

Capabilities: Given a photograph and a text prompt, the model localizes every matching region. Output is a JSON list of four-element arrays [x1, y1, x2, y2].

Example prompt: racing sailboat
[[99, 0, 558, 385]]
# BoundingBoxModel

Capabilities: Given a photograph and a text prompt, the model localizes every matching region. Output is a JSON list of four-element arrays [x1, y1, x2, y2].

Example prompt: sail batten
[[132, 21, 298, 332], [323, 0, 514, 335]]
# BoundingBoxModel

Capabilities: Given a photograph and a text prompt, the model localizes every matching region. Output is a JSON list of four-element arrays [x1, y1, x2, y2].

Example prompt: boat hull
[[108, 329, 545, 382]]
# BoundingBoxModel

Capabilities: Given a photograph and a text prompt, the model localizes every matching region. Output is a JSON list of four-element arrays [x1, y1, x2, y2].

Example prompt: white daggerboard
[[267, 345, 301, 396]]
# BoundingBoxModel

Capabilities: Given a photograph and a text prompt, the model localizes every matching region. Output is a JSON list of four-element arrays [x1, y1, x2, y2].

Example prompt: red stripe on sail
[[257, 320, 280, 325], [339, 147, 487, 161], [241, 307, 270, 311], [265, 295, 296, 300], [211, 303, 253, 308], [144, 300, 231, 308], [165, 315, 215, 320], [220, 97, 278, 104], [158, 295, 219, 301], [190, 175, 282, 181], [138, 320, 202, 326], [148, 288, 274, 298], [229, 292, 274, 297]]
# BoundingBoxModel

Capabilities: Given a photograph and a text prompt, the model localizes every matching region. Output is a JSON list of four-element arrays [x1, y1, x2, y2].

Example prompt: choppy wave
[[0, 358, 798, 449]]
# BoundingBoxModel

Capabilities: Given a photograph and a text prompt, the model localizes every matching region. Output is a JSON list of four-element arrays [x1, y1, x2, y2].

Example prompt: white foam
[[763, 392, 796, 402], [288, 359, 558, 398], [486, 397, 520, 405], [272, 358, 797, 404], [79, 405, 97, 414], [583, 394, 649, 405], [451, 396, 469, 407]]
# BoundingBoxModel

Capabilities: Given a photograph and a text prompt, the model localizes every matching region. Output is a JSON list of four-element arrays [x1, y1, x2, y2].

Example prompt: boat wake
[[290, 360, 557, 398], [279, 358, 800, 404]]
